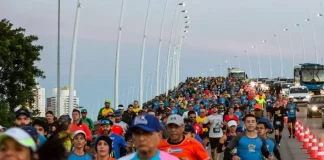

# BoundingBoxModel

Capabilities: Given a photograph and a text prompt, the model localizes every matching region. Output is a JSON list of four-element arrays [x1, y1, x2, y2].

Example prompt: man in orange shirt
[[158, 114, 210, 160], [70, 109, 92, 149]]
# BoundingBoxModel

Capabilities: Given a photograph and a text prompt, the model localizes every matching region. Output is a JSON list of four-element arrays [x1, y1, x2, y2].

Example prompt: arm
[[273, 144, 281, 160], [260, 137, 270, 158], [97, 108, 104, 120]]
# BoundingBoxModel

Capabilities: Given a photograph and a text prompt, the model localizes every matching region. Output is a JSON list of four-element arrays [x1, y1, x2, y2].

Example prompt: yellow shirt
[[59, 132, 72, 152], [133, 107, 141, 114], [101, 108, 114, 116], [196, 116, 208, 132]]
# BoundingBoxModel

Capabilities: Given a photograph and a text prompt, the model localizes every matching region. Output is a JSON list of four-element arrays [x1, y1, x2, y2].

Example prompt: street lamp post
[[234, 56, 241, 68], [244, 50, 252, 78], [273, 29, 283, 77], [57, 0, 61, 117], [126, 85, 132, 105], [252, 45, 262, 78], [295, 24, 306, 63], [114, 0, 126, 110], [225, 60, 232, 68], [263, 40, 273, 78], [284, 28, 295, 68], [166, 3, 184, 96], [305, 13, 319, 63], [139, 0, 152, 108], [68, 0, 82, 116], [156, 0, 169, 96]]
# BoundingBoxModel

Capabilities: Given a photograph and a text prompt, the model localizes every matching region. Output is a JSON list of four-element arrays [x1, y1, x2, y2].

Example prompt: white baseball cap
[[0, 127, 37, 152], [227, 120, 238, 127], [73, 130, 86, 138]]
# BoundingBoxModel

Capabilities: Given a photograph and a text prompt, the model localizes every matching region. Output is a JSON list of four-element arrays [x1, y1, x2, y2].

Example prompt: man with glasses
[[158, 114, 210, 160]]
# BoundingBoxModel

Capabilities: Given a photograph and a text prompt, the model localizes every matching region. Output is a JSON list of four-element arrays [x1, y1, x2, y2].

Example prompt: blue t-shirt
[[265, 138, 276, 155], [219, 97, 226, 105], [194, 104, 200, 115], [38, 134, 46, 147], [287, 103, 297, 118], [171, 107, 179, 115], [194, 134, 204, 147], [236, 135, 265, 160], [68, 153, 92, 160], [96, 134, 127, 159], [153, 101, 159, 110], [234, 111, 243, 128]]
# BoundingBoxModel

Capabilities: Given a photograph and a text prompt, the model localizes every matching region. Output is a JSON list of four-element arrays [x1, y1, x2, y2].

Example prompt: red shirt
[[193, 123, 203, 135], [70, 121, 92, 141], [97, 125, 124, 136], [224, 114, 239, 123], [204, 89, 210, 95]]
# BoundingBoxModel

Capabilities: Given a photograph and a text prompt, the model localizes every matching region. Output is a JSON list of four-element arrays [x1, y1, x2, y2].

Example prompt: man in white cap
[[158, 114, 210, 160]]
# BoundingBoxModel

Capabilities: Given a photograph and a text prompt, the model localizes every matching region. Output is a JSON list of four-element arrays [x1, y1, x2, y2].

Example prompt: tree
[[0, 19, 45, 113]]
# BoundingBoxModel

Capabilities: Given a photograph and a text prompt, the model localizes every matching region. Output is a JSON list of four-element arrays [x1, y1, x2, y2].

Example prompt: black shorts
[[288, 117, 297, 124], [266, 107, 273, 113], [273, 120, 284, 132], [200, 131, 209, 139], [209, 137, 221, 149]]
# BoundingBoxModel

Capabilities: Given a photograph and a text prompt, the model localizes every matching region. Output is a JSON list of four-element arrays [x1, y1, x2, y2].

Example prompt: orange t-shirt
[[158, 137, 210, 160]]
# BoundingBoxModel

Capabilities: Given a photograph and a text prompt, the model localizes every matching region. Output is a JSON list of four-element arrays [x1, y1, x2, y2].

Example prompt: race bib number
[[275, 121, 281, 125], [290, 109, 294, 113], [213, 128, 221, 133]]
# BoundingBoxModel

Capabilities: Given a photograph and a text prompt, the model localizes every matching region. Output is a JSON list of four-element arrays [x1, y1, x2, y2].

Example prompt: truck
[[227, 68, 247, 79], [294, 63, 324, 94]]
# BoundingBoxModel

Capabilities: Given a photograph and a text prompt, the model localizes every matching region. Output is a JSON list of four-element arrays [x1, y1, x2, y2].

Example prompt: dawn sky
[[1, 0, 324, 118]]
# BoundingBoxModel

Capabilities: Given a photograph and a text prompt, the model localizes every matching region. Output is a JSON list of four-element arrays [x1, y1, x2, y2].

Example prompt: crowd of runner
[[0, 77, 300, 160]]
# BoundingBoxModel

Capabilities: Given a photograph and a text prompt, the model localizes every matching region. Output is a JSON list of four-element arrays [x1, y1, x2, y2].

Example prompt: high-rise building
[[30, 85, 46, 117], [46, 87, 79, 117]]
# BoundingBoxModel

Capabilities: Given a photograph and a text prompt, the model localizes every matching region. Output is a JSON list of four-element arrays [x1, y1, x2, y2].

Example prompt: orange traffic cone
[[317, 138, 324, 160], [308, 133, 314, 154], [296, 123, 301, 137], [310, 135, 318, 159], [299, 128, 305, 142], [303, 128, 310, 149]]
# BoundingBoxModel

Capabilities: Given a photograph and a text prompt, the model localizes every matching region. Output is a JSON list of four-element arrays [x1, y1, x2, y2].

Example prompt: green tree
[[0, 19, 45, 114]]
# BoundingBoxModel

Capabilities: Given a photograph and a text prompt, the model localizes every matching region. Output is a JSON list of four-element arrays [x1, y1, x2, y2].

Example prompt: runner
[[70, 109, 92, 144], [224, 114, 273, 160], [257, 121, 281, 160], [265, 91, 275, 121], [217, 120, 238, 159], [98, 119, 127, 159], [119, 114, 178, 160], [121, 104, 136, 126], [98, 100, 115, 120], [207, 105, 224, 160], [158, 114, 210, 160], [272, 100, 286, 146], [68, 130, 92, 160], [80, 109, 94, 130], [286, 96, 299, 138], [197, 108, 209, 148], [45, 110, 56, 138], [95, 136, 115, 160], [183, 124, 204, 147]]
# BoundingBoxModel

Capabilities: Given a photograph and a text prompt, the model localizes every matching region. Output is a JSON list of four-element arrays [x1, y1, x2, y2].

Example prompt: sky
[[1, 0, 324, 118]]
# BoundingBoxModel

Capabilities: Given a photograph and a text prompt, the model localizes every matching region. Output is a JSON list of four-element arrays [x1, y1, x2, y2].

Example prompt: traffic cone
[[310, 135, 318, 159], [308, 133, 314, 154], [299, 128, 305, 142], [284, 116, 288, 124], [296, 123, 300, 137], [317, 138, 324, 160], [303, 128, 310, 149]]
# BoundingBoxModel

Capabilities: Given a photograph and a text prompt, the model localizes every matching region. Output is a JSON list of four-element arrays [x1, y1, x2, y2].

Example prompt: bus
[[294, 63, 324, 94], [227, 68, 247, 79]]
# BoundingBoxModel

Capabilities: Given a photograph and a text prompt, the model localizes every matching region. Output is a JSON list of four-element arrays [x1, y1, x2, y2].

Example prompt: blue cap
[[128, 114, 161, 133], [101, 119, 113, 126], [21, 126, 38, 141], [114, 110, 121, 117], [15, 108, 31, 119]]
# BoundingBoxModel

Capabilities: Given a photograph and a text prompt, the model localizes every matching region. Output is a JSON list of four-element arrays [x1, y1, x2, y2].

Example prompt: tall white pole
[[245, 51, 252, 78], [57, 0, 61, 116], [139, 0, 152, 108], [145, 75, 149, 102], [274, 29, 283, 77], [166, 3, 182, 96], [114, 0, 126, 110], [132, 84, 136, 101], [156, 0, 169, 96], [306, 12, 319, 63], [263, 40, 273, 78], [235, 56, 241, 68], [150, 71, 155, 99], [295, 24, 306, 63], [284, 28, 295, 67], [172, 9, 183, 89], [68, 0, 82, 116]]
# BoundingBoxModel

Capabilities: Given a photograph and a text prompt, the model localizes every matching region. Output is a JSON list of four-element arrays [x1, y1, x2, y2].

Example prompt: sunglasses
[[101, 120, 111, 125]]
